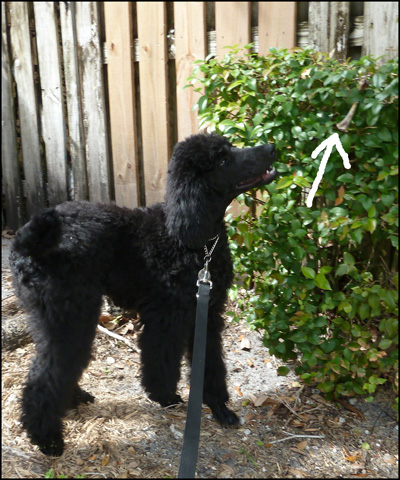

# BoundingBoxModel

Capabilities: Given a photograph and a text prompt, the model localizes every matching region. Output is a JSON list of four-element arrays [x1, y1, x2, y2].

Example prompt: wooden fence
[[2, 2, 398, 230]]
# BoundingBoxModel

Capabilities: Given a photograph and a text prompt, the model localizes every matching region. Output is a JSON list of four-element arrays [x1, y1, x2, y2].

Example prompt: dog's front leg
[[188, 310, 240, 426], [138, 316, 185, 407]]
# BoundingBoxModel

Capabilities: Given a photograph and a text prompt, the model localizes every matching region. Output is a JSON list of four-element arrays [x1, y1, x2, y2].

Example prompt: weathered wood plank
[[363, 2, 399, 62], [2, 5, 23, 229], [258, 2, 297, 54], [308, 2, 330, 52], [328, 2, 350, 62], [215, 2, 250, 56], [75, 2, 110, 202], [174, 2, 207, 140], [137, 1, 170, 205], [9, 1, 45, 216], [33, 1, 68, 205], [309, 2, 350, 60], [59, 1, 88, 201], [104, 2, 139, 208]]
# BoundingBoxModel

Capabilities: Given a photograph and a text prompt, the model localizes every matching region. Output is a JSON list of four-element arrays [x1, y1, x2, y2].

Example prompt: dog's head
[[165, 133, 278, 248]]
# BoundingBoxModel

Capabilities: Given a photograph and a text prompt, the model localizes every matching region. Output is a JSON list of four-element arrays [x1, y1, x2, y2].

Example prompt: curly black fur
[[10, 133, 277, 456]]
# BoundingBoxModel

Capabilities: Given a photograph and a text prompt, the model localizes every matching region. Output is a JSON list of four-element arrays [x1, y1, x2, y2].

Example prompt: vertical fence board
[[59, 1, 88, 201], [308, 2, 349, 60], [2, 5, 23, 229], [258, 2, 297, 54], [363, 2, 399, 62], [308, 2, 330, 52], [137, 1, 170, 205], [75, 2, 110, 202], [215, 2, 250, 57], [328, 2, 350, 62], [9, 1, 45, 217], [105, 2, 139, 208], [174, 2, 206, 141], [33, 2, 68, 205]]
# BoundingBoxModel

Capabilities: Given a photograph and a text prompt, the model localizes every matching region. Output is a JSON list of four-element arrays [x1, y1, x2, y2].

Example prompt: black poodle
[[10, 133, 277, 456]]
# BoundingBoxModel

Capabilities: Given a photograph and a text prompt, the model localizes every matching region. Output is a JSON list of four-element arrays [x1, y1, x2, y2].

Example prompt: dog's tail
[[13, 208, 62, 257]]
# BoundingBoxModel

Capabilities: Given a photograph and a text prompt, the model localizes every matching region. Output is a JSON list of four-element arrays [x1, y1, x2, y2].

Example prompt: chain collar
[[197, 235, 219, 288], [203, 234, 219, 263]]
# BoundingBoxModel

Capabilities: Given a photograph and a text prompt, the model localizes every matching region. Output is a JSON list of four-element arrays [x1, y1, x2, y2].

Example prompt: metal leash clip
[[196, 234, 219, 291], [197, 260, 212, 288]]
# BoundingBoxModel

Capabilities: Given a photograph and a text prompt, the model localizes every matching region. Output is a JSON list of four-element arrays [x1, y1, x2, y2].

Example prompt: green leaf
[[381, 193, 395, 207], [377, 170, 390, 181], [304, 354, 318, 368], [275, 176, 293, 189], [320, 339, 337, 353], [343, 252, 355, 265], [365, 218, 377, 233], [335, 264, 348, 276], [247, 78, 258, 91], [314, 273, 332, 290], [377, 127, 392, 142], [293, 176, 311, 188], [301, 266, 316, 279], [372, 72, 386, 88], [320, 266, 333, 274], [317, 381, 335, 393], [290, 331, 307, 343], [197, 95, 208, 112], [358, 303, 370, 321], [367, 205, 377, 218], [378, 338, 392, 349], [367, 294, 380, 311], [361, 197, 372, 211], [382, 318, 398, 338], [219, 119, 237, 127], [277, 366, 290, 376]]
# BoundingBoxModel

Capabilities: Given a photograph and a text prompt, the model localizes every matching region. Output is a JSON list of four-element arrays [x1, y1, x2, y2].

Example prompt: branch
[[97, 325, 138, 352], [268, 432, 325, 444], [336, 102, 358, 132], [336, 78, 368, 132]]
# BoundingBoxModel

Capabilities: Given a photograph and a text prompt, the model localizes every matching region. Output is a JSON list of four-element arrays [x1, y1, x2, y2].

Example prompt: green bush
[[188, 47, 398, 399]]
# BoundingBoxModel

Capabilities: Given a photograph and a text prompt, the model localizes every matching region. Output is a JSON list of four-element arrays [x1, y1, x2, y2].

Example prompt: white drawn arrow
[[306, 133, 351, 208]]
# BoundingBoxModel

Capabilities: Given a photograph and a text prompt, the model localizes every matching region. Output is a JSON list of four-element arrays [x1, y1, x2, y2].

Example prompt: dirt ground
[[2, 234, 398, 479]]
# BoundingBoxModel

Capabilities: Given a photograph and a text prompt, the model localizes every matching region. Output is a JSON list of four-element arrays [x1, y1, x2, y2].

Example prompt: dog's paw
[[211, 404, 240, 427], [151, 393, 184, 408], [70, 387, 95, 408], [37, 438, 65, 457]]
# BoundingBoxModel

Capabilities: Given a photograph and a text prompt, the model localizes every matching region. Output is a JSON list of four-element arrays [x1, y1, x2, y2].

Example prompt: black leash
[[178, 236, 219, 478]]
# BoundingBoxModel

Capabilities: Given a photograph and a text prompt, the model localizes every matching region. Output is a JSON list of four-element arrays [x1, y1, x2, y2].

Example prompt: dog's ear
[[164, 177, 220, 249], [164, 133, 231, 249]]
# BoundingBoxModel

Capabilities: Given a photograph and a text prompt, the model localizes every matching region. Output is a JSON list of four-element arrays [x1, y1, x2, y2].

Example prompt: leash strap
[[177, 280, 211, 478], [178, 235, 219, 478]]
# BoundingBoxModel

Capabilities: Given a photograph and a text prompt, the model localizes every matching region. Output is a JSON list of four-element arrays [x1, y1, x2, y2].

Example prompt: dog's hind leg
[[21, 290, 102, 456], [138, 314, 186, 407]]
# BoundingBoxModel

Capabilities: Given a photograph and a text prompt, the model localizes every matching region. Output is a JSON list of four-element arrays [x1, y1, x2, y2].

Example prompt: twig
[[272, 393, 304, 420], [282, 431, 324, 438], [268, 432, 325, 444], [2, 444, 42, 462], [336, 78, 368, 132], [97, 325, 138, 352], [336, 102, 358, 131], [299, 405, 323, 415]]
